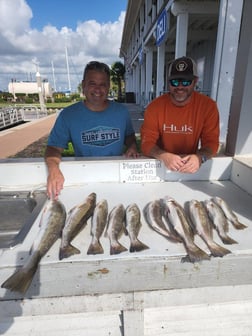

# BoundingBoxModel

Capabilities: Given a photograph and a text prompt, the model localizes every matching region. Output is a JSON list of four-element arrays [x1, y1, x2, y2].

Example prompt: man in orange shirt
[[141, 56, 220, 173]]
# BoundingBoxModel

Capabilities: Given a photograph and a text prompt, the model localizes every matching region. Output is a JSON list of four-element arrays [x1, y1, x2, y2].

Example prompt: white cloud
[[0, 0, 125, 92]]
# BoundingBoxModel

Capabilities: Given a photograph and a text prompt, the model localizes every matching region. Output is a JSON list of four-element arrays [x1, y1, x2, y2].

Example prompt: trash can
[[125, 92, 135, 103]]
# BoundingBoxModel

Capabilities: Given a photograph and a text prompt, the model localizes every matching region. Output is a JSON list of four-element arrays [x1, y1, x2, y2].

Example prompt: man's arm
[[44, 146, 64, 199]]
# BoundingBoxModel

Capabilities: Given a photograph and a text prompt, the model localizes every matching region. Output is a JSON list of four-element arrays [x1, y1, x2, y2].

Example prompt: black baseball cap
[[168, 56, 198, 80]]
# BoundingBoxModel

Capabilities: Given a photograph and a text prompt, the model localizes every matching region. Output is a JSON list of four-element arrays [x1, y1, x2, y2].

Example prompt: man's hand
[[158, 152, 188, 171], [46, 166, 65, 200], [177, 154, 201, 173], [156, 151, 201, 173], [124, 145, 140, 158], [45, 146, 64, 199]]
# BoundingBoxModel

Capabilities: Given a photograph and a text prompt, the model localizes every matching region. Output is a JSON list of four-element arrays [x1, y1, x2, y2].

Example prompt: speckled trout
[[59, 193, 96, 260], [1, 199, 66, 294], [212, 196, 247, 230], [87, 199, 108, 255], [204, 199, 238, 245], [105, 204, 127, 255], [188, 199, 231, 257], [143, 200, 181, 243], [125, 203, 149, 252], [163, 196, 210, 263]]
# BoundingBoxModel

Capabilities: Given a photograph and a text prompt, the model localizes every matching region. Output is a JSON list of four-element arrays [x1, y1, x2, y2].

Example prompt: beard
[[170, 87, 194, 105]]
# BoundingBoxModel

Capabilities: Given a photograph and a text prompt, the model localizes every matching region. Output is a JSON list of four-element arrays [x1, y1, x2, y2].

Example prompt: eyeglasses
[[169, 79, 193, 87]]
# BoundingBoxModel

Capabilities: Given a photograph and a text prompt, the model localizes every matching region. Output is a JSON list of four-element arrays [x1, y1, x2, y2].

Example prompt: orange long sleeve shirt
[[141, 91, 220, 156]]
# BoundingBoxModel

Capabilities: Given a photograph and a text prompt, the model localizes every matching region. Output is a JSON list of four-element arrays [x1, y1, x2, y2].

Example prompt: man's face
[[82, 70, 110, 106], [169, 78, 197, 106]]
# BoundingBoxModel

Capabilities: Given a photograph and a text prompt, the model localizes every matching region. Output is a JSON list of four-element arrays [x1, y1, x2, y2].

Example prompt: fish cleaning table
[[0, 156, 252, 335]]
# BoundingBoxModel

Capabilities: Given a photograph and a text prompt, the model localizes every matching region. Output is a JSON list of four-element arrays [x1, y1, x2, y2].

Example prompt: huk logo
[[163, 123, 193, 134]]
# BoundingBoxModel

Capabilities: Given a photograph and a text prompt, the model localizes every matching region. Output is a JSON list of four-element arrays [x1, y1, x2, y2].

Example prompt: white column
[[211, 0, 243, 143], [140, 61, 146, 106], [225, 0, 252, 155], [36, 71, 46, 113], [156, 42, 166, 97], [134, 63, 141, 104], [145, 48, 153, 104], [175, 12, 189, 58]]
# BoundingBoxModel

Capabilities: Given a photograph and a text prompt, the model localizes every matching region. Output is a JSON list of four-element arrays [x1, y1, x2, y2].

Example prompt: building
[[8, 79, 53, 100], [120, 0, 252, 156]]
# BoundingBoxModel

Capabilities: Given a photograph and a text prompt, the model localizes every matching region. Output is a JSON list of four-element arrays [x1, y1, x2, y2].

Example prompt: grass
[[62, 136, 141, 156], [0, 102, 74, 109]]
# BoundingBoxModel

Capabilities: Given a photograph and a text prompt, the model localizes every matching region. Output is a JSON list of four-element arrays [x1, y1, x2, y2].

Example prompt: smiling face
[[168, 77, 198, 106], [82, 70, 110, 111]]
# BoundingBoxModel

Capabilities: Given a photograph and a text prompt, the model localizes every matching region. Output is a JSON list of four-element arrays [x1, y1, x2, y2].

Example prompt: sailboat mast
[[65, 44, 71, 92], [51, 60, 56, 92]]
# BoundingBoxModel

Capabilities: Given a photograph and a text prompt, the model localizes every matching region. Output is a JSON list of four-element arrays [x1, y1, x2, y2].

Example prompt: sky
[[0, 0, 127, 92]]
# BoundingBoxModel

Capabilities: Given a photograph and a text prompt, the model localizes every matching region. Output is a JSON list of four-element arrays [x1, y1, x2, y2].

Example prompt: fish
[[204, 199, 238, 245], [1, 199, 67, 294], [59, 192, 96, 260], [163, 197, 210, 263], [188, 200, 231, 257], [143, 200, 181, 243], [125, 203, 149, 252], [212, 196, 247, 230], [87, 199, 108, 255], [105, 204, 127, 255]]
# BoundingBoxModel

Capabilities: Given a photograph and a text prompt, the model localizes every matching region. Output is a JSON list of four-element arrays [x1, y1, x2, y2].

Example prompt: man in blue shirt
[[45, 61, 138, 199]]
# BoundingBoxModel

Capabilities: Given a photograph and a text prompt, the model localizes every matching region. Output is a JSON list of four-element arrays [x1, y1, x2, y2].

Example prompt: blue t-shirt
[[47, 101, 135, 156]]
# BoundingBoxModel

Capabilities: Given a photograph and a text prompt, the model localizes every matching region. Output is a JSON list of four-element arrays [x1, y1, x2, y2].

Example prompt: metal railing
[[0, 105, 48, 130], [0, 107, 23, 130]]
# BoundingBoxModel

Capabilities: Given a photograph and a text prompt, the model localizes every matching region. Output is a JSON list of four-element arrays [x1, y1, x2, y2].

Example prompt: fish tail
[[166, 232, 183, 243], [59, 244, 80, 260], [219, 233, 238, 245], [207, 241, 231, 257], [232, 221, 247, 230], [183, 244, 210, 263], [1, 264, 37, 294], [129, 238, 149, 253], [87, 240, 104, 255], [110, 241, 127, 255]]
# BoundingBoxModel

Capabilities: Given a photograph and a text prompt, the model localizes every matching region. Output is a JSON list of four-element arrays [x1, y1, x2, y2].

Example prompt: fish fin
[[129, 238, 149, 253], [207, 241, 231, 257], [110, 242, 127, 255], [59, 244, 80, 260], [232, 221, 247, 230], [1, 264, 38, 294], [219, 234, 238, 245], [87, 240, 104, 255], [165, 228, 183, 243], [184, 244, 210, 263]]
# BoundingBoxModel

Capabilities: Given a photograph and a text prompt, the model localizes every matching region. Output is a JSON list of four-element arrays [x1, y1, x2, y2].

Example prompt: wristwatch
[[199, 154, 208, 164]]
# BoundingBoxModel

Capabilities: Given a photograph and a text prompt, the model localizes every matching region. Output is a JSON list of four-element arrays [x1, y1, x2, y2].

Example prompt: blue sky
[[26, 0, 127, 30], [0, 0, 127, 91]]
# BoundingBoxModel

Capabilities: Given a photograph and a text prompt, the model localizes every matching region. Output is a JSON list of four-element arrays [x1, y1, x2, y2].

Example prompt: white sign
[[119, 161, 164, 183]]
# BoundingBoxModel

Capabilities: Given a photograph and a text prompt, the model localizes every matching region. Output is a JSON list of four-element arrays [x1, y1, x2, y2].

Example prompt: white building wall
[[8, 81, 53, 98]]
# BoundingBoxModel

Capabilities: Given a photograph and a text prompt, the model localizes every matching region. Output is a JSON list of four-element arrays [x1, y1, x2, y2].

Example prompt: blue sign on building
[[156, 9, 167, 46]]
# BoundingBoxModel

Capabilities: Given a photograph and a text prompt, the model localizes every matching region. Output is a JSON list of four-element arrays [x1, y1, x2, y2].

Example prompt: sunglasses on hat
[[169, 79, 193, 87]]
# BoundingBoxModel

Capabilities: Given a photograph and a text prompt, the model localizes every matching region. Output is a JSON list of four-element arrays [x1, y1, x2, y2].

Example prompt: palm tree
[[110, 61, 125, 102]]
